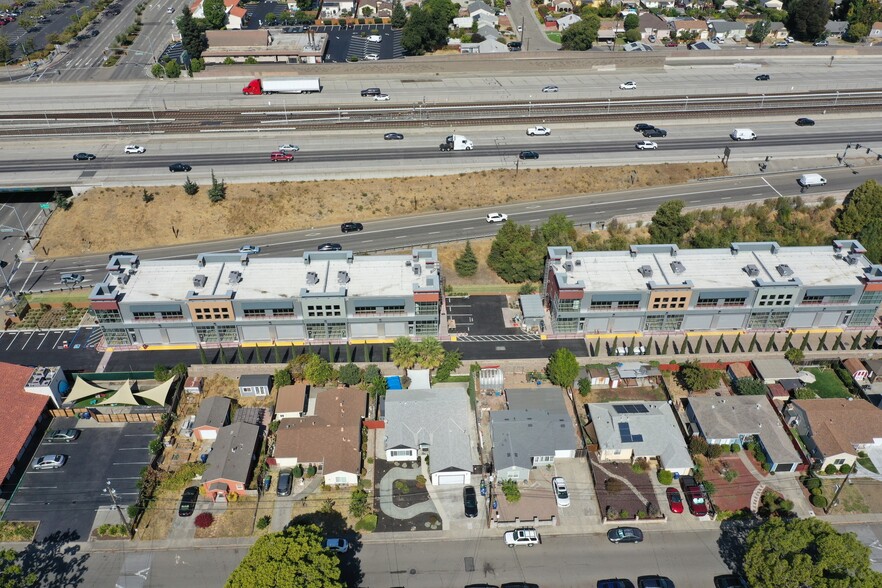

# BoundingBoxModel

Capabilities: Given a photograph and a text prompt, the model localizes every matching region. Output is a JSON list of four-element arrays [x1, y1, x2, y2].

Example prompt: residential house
[[597, 21, 619, 42], [608, 362, 662, 388], [871, 22, 882, 39], [468, 0, 496, 19], [273, 388, 366, 486], [201, 422, 261, 500], [551, 0, 574, 12], [184, 377, 204, 394], [769, 21, 789, 39], [274, 383, 308, 420], [557, 13, 582, 31], [843, 358, 870, 382], [491, 388, 579, 481], [320, 0, 357, 18], [671, 18, 709, 40], [687, 395, 803, 472], [460, 38, 509, 53], [356, 0, 393, 17], [589, 401, 694, 475], [189, 0, 247, 29], [727, 362, 753, 383], [763, 0, 783, 9], [193, 396, 231, 441], [0, 363, 52, 486], [786, 398, 882, 470], [384, 386, 476, 485], [707, 19, 748, 40], [865, 359, 882, 384], [638, 12, 668, 41], [752, 359, 799, 385], [721, 0, 737, 7], [824, 20, 849, 38], [238, 374, 271, 397]]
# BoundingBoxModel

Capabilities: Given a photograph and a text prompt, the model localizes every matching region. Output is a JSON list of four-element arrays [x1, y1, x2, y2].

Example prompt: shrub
[[810, 494, 828, 508], [631, 458, 648, 474], [183, 177, 199, 196], [619, 509, 630, 519], [688, 436, 709, 457], [657, 470, 673, 485], [502, 479, 521, 502], [824, 464, 837, 475], [839, 464, 852, 474], [761, 462, 771, 472], [223, 57, 235, 64], [393, 480, 408, 493], [194, 513, 214, 528], [804, 477, 822, 490], [724, 469, 738, 483], [256, 515, 271, 530], [148, 438, 164, 455], [705, 444, 723, 459], [636, 510, 646, 519], [151, 63, 164, 77], [604, 477, 624, 494], [349, 488, 369, 518], [702, 481, 716, 496], [293, 464, 303, 478], [810, 487, 822, 497], [415, 475, 426, 487], [577, 377, 591, 397], [306, 464, 317, 478], [730, 443, 741, 453], [142, 189, 154, 204]]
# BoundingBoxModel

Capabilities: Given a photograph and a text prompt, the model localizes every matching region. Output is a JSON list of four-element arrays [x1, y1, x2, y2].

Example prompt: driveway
[[552, 458, 599, 524]]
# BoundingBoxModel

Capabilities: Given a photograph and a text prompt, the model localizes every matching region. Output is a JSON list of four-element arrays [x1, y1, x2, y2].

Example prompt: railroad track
[[1, 89, 880, 136]]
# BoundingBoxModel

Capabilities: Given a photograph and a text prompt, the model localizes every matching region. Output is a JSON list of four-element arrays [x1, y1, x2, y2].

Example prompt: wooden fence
[[49, 408, 163, 422]]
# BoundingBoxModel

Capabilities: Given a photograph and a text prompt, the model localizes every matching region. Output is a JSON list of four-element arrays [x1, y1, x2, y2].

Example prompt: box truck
[[242, 78, 321, 95]]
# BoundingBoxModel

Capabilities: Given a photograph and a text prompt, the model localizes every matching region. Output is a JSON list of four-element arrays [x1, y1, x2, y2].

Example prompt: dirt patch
[[39, 163, 726, 259], [817, 478, 882, 514], [193, 498, 258, 538], [288, 485, 364, 530], [590, 459, 661, 520], [135, 487, 178, 541], [201, 374, 277, 409], [585, 385, 667, 404]]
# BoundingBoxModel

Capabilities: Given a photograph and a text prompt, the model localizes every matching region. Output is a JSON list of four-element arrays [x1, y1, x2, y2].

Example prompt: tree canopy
[[623, 13, 639, 30], [786, 0, 831, 40], [454, 241, 478, 277], [201, 0, 227, 30], [561, 15, 600, 50], [744, 517, 882, 588], [487, 221, 547, 283], [835, 180, 882, 236], [226, 524, 344, 588], [401, 0, 456, 55], [679, 360, 721, 392], [748, 20, 770, 43], [545, 348, 580, 390], [734, 377, 768, 396], [649, 199, 693, 244], [858, 218, 882, 264], [177, 6, 208, 59], [391, 0, 407, 28]]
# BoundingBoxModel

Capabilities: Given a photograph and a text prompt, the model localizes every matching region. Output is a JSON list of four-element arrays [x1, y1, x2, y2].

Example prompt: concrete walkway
[[377, 466, 439, 520], [736, 451, 814, 518]]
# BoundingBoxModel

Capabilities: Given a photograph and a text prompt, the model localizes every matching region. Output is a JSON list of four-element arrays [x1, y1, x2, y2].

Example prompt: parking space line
[[52, 331, 65, 348], [117, 447, 146, 451], [5, 332, 20, 350], [35, 332, 50, 349], [112, 461, 152, 465], [22, 332, 35, 348]]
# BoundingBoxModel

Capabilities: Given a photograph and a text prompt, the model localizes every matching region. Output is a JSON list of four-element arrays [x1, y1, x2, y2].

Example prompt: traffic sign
[[40, 203, 51, 209]]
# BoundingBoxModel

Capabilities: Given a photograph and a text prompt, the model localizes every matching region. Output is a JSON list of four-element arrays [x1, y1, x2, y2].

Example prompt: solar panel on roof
[[618, 421, 644, 443]]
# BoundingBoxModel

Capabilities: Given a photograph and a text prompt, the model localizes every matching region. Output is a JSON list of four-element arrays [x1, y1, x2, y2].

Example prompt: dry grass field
[[39, 163, 726, 259]]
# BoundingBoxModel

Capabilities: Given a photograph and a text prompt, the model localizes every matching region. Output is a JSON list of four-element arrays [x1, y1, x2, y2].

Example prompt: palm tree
[[389, 337, 417, 370], [417, 337, 446, 371]]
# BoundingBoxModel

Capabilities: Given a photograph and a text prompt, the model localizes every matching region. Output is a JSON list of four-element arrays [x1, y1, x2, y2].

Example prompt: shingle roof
[[239, 374, 272, 388], [825, 20, 849, 34], [792, 398, 882, 456], [202, 422, 261, 485], [843, 358, 866, 375], [506, 388, 568, 412], [491, 392, 579, 471], [728, 362, 753, 380], [193, 396, 231, 430], [276, 383, 308, 415], [0, 363, 48, 481]]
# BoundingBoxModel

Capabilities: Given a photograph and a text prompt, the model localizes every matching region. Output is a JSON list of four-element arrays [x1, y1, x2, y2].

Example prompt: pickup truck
[[526, 126, 551, 136], [503, 527, 540, 547], [680, 475, 709, 517]]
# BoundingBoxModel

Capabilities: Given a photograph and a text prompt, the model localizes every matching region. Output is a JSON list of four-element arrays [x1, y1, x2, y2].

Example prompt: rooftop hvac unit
[[193, 274, 207, 288], [575, 259, 582, 266], [670, 261, 685, 274], [563, 261, 573, 271], [337, 271, 350, 284], [306, 271, 319, 285], [743, 264, 760, 277], [638, 265, 653, 278], [116, 273, 129, 285], [228, 271, 242, 285], [413, 264, 421, 276], [846, 254, 860, 265], [776, 264, 794, 277], [405, 260, 412, 266], [198, 257, 206, 268]]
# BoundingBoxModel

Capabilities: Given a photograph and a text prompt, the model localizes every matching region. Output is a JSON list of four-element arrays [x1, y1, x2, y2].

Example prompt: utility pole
[[104, 481, 133, 536], [824, 467, 853, 514]]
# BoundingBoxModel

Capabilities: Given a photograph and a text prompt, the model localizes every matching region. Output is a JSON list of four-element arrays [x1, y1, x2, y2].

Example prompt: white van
[[798, 173, 827, 187], [730, 129, 757, 141], [366, 34, 382, 42]]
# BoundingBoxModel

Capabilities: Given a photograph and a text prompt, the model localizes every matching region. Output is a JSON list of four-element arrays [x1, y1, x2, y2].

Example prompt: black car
[[277, 469, 293, 496], [755, 74, 770, 81], [642, 128, 667, 138], [518, 151, 539, 160], [178, 486, 199, 517], [341, 222, 363, 233], [607, 526, 644, 543], [637, 576, 676, 588], [90, 29, 99, 37], [109, 251, 134, 259], [501, 583, 539, 588], [360, 87, 381, 97], [795, 117, 815, 126], [317, 243, 342, 251], [713, 576, 747, 588], [598, 581, 635, 588], [633, 123, 655, 132], [384, 132, 404, 140], [169, 163, 191, 172], [73, 153, 96, 160], [463, 485, 478, 518]]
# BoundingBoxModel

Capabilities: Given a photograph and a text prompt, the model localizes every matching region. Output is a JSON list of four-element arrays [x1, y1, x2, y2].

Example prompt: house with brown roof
[[727, 362, 753, 382], [356, 0, 393, 18], [638, 12, 668, 41], [184, 377, 204, 394], [193, 396, 231, 441], [870, 21, 882, 39], [842, 358, 870, 382], [0, 363, 52, 486], [272, 388, 366, 486], [203, 30, 328, 64], [189, 0, 247, 28], [274, 383, 308, 420], [201, 421, 261, 500], [671, 18, 709, 40], [786, 398, 882, 470], [865, 359, 882, 384]]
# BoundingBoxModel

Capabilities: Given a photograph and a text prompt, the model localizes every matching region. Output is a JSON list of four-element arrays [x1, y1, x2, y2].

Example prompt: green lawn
[[546, 32, 561, 43], [858, 454, 879, 474], [805, 367, 851, 398], [26, 291, 90, 304]]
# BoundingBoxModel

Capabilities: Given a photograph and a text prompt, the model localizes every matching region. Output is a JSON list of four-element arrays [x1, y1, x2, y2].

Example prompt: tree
[[540, 213, 578, 248], [835, 180, 882, 235], [0, 35, 12, 64], [338, 362, 363, 386], [183, 176, 199, 195], [416, 337, 446, 371], [858, 218, 882, 263], [391, 0, 407, 27], [274, 368, 292, 388], [577, 377, 591, 397], [433, 347, 462, 382], [784, 347, 805, 364], [545, 348, 580, 390], [623, 13, 639, 30], [786, 0, 830, 41], [845, 21, 869, 42], [649, 199, 693, 244], [401, 0, 455, 55], [165, 60, 182, 78], [561, 15, 600, 50], [390, 337, 418, 369], [304, 355, 335, 386], [177, 6, 208, 58], [208, 170, 227, 203], [748, 19, 770, 43], [151, 63, 164, 77], [487, 221, 546, 283], [202, 0, 226, 29], [349, 488, 369, 518], [454, 241, 478, 277], [226, 524, 344, 588], [679, 360, 721, 392], [734, 377, 768, 396], [0, 548, 37, 586], [743, 517, 882, 588], [624, 28, 642, 42]]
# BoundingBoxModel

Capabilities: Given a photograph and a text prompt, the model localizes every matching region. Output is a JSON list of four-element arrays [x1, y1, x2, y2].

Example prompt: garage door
[[433, 472, 469, 485]]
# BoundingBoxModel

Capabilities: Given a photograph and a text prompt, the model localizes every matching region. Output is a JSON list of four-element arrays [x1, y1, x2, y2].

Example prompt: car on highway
[[324, 538, 349, 553], [341, 221, 363, 233], [89, 29, 99, 37], [541, 85, 559, 93], [317, 243, 342, 251], [32, 454, 67, 470], [364, 53, 379, 60], [270, 151, 294, 162], [607, 526, 644, 544], [501, 583, 540, 588], [642, 128, 667, 138], [167, 6, 175, 12], [518, 150, 539, 160], [666, 487, 683, 514], [773, 41, 788, 47], [813, 40, 829, 47], [60, 273, 85, 285], [169, 162, 191, 172], [463, 485, 478, 517], [238, 245, 261, 254], [486, 212, 508, 223], [278, 144, 300, 152], [598, 581, 635, 588], [633, 123, 655, 132], [637, 576, 675, 588], [73, 152, 96, 160], [635, 140, 658, 150], [373, 93, 391, 101], [526, 126, 550, 136], [277, 469, 293, 496], [178, 486, 199, 517], [123, 145, 146, 154], [46, 429, 80, 442], [552, 476, 570, 507], [361, 87, 381, 96], [619, 81, 637, 90], [384, 132, 404, 140], [796, 117, 815, 126], [755, 74, 770, 81]]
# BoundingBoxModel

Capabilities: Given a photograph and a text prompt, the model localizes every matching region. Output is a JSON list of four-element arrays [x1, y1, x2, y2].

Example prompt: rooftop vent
[[306, 271, 319, 286], [846, 254, 860, 266], [743, 264, 760, 277], [241, 256, 249, 267], [563, 261, 573, 271], [116, 273, 129, 285], [405, 260, 412, 266], [337, 271, 350, 284], [193, 275, 207, 288], [413, 264, 422, 276], [638, 265, 653, 278], [575, 259, 582, 266], [228, 271, 242, 285], [776, 264, 794, 277], [670, 261, 686, 274]]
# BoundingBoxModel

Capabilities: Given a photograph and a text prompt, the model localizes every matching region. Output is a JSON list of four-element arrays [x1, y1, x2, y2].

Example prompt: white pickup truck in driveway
[[504, 527, 540, 547]]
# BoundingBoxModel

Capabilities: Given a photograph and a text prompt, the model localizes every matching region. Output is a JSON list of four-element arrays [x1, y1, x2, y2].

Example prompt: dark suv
[[169, 162, 192, 172], [360, 87, 381, 97], [277, 469, 293, 496], [642, 128, 667, 137], [341, 221, 363, 233]]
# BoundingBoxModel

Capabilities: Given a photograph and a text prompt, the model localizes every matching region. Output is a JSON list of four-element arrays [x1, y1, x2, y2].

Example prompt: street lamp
[[103, 481, 133, 536]]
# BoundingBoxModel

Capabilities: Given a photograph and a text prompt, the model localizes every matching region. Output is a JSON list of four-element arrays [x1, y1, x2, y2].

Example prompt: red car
[[666, 488, 683, 514], [684, 485, 708, 517], [665, 41, 678, 47], [270, 151, 294, 162]]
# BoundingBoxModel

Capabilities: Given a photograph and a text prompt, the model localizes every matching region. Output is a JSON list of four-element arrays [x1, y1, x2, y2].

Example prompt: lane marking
[[761, 176, 784, 198]]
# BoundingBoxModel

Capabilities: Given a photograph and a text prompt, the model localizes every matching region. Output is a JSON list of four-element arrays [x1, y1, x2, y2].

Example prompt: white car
[[238, 245, 261, 254], [278, 144, 300, 152], [517, 25, 523, 32], [486, 212, 508, 223], [527, 126, 551, 136], [636, 140, 658, 150], [552, 477, 570, 508], [620, 81, 637, 90], [786, 36, 795, 43], [124, 145, 145, 154], [364, 53, 379, 60], [166, 6, 174, 13], [366, 34, 382, 42], [32, 454, 67, 470], [374, 94, 390, 101], [541, 85, 559, 93]]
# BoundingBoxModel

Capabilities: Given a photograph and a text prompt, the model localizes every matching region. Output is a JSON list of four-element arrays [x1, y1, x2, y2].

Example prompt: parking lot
[[313, 24, 403, 62], [4, 419, 154, 541], [0, 327, 103, 371]]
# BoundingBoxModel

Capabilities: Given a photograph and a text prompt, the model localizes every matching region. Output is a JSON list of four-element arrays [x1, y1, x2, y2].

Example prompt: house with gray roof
[[468, 0, 496, 19], [686, 395, 802, 472], [459, 38, 509, 53], [238, 374, 271, 397], [825, 20, 849, 38], [751, 358, 799, 384], [384, 386, 476, 485], [556, 13, 581, 31], [491, 388, 579, 481], [769, 21, 789, 39], [707, 19, 747, 39], [193, 396, 231, 441], [201, 421, 261, 501], [589, 401, 693, 475]]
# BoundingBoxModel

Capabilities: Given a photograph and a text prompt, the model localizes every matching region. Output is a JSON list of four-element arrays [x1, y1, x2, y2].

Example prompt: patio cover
[[64, 377, 110, 405], [97, 380, 139, 406], [134, 377, 176, 406]]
